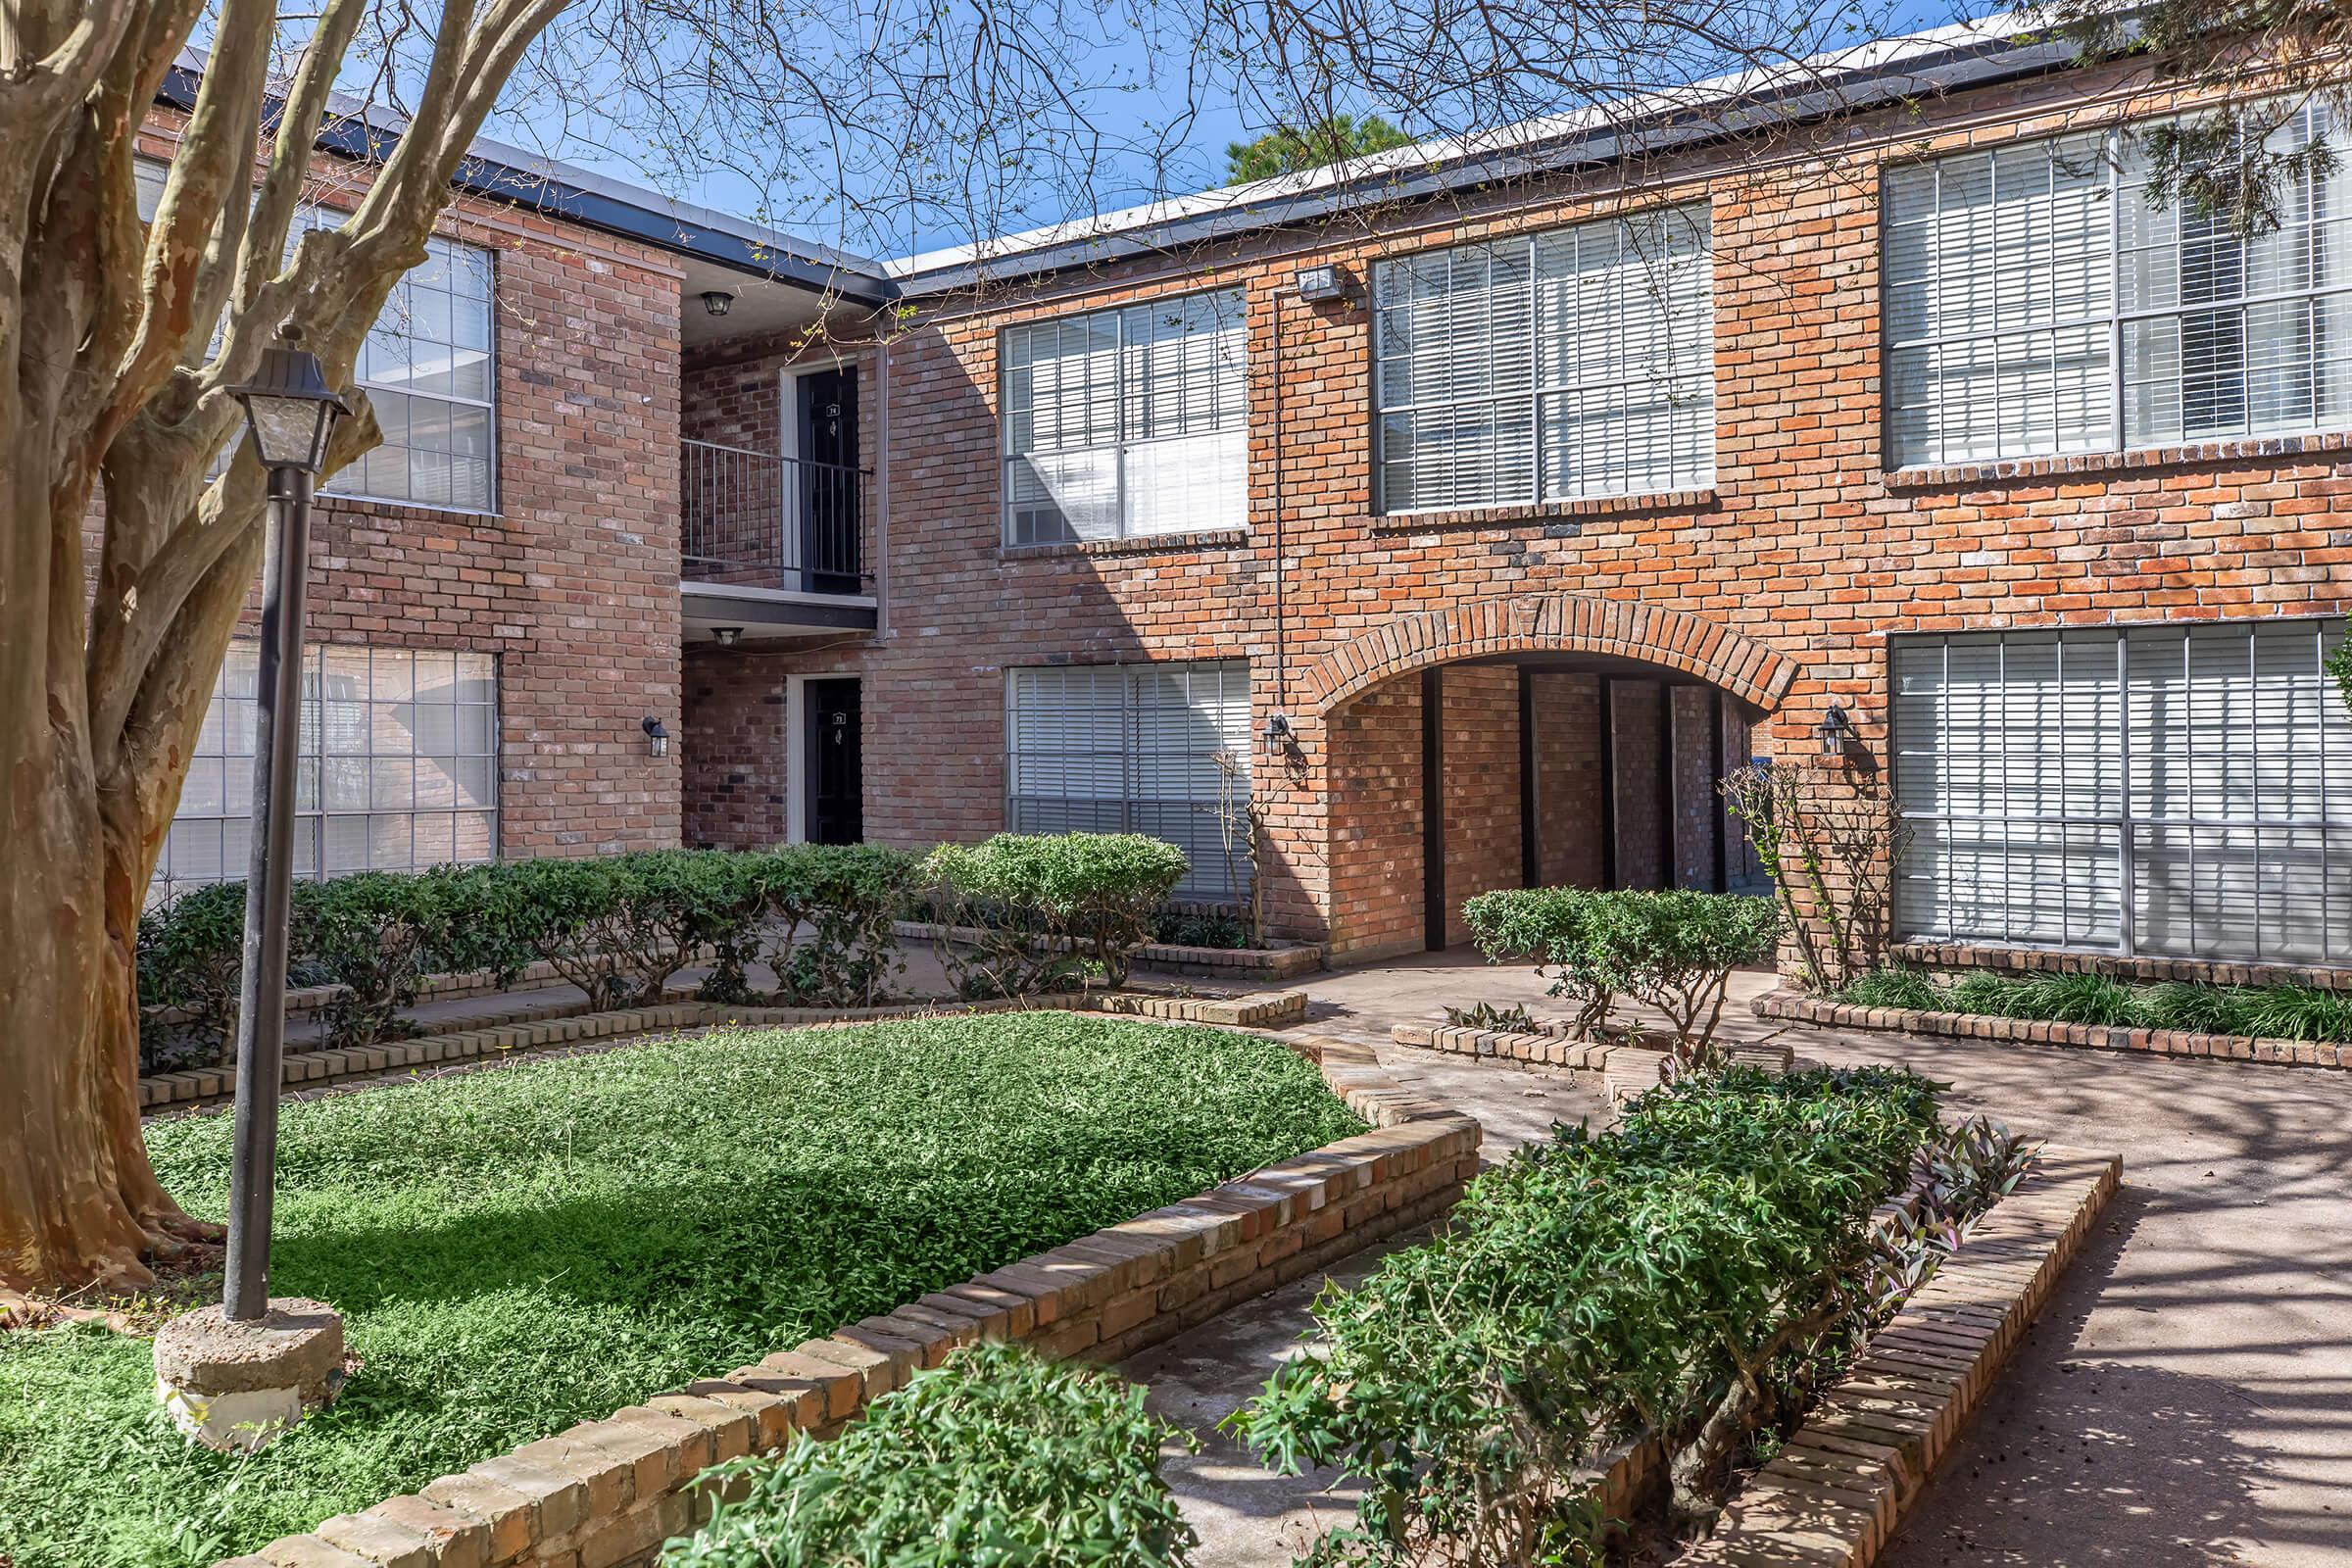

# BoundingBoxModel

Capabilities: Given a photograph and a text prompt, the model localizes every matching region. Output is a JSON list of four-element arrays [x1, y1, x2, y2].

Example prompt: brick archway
[[1301, 595, 1798, 714]]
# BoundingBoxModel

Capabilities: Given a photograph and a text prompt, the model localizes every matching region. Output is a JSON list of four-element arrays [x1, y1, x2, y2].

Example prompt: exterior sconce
[[1816, 704, 1856, 758], [701, 290, 736, 318], [711, 625, 743, 648], [642, 715, 670, 758], [1262, 711, 1296, 748], [1293, 264, 1353, 304]]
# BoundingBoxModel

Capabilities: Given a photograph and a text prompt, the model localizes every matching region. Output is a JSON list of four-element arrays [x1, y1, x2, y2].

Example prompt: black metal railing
[[681, 439, 870, 595]]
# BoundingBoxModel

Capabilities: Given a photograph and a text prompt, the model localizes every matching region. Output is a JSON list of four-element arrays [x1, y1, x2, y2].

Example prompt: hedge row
[[136, 833, 1192, 1071], [1229, 1065, 1945, 1562], [1839, 964, 2352, 1043]]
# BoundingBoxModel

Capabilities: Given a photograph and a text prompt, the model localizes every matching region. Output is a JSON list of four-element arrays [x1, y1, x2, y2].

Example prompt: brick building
[[154, 18, 2352, 975]]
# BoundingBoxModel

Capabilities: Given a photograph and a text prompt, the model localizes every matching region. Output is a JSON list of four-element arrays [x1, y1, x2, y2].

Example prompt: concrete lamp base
[[153, 1298, 347, 1451]]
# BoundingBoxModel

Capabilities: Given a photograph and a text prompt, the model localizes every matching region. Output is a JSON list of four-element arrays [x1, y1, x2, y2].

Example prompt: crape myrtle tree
[[3, 0, 1970, 1298]]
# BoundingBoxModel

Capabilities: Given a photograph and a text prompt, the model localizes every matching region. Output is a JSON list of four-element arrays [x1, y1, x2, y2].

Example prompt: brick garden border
[[1681, 1146, 2122, 1566], [1390, 1021, 1794, 1102], [214, 1033, 1480, 1568], [1754, 986, 2352, 1072], [1888, 940, 2352, 994], [141, 989, 1313, 1113]]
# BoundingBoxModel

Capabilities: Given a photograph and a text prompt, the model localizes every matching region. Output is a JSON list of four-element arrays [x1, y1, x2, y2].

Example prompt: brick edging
[[1754, 987, 2352, 1071], [1886, 941, 2352, 994], [216, 1036, 1480, 1568], [1390, 1021, 1793, 1077], [141, 990, 1315, 1113], [1683, 1146, 2123, 1565]]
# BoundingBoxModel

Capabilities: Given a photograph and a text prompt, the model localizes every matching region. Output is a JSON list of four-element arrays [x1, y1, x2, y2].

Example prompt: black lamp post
[[221, 347, 349, 1323]]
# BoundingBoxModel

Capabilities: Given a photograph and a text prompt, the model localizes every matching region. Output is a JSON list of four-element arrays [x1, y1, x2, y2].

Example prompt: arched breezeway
[[1308, 596, 1797, 957]]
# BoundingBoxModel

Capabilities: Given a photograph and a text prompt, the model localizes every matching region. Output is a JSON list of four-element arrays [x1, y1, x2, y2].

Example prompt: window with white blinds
[[1004, 660, 1253, 902], [1373, 204, 1714, 513], [1892, 620, 2352, 964], [1001, 290, 1247, 545], [132, 157, 497, 511], [153, 644, 500, 902], [1886, 104, 2352, 466]]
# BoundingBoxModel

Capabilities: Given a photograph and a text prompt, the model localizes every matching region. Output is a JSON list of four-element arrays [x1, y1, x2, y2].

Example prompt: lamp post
[[221, 346, 349, 1322], [153, 347, 352, 1452]]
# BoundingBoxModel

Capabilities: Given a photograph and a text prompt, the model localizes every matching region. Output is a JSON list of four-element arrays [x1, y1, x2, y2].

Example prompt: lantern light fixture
[[1816, 704, 1856, 758], [229, 346, 350, 473], [701, 289, 736, 318], [643, 715, 670, 758], [712, 625, 743, 648]]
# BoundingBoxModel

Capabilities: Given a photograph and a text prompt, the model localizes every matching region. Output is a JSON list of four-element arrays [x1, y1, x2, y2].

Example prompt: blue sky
[[468, 0, 1995, 259]]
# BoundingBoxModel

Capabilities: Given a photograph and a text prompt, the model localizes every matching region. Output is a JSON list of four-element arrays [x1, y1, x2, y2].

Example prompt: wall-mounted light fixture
[[1293, 264, 1353, 304], [1262, 711, 1296, 748], [642, 715, 670, 758], [1815, 704, 1856, 758], [701, 289, 736, 318], [711, 625, 743, 648]]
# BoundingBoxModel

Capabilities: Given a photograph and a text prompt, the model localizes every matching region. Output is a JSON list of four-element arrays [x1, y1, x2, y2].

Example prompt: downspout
[[1269, 287, 1287, 720], [873, 338, 891, 636]]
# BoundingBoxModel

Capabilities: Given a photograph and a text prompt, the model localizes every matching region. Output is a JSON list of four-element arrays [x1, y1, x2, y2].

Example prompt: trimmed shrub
[[668, 1341, 1198, 1568], [1464, 887, 1782, 1062], [1230, 1066, 1942, 1560], [290, 871, 435, 1050], [927, 832, 1190, 995], [704, 843, 920, 1006], [135, 881, 248, 1072]]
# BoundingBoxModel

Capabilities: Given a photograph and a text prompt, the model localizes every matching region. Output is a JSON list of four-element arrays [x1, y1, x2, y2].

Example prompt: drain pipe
[[1267, 286, 1290, 744]]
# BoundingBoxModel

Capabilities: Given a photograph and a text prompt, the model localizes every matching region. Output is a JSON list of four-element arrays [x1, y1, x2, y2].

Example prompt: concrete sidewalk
[[1131, 949, 2352, 1568]]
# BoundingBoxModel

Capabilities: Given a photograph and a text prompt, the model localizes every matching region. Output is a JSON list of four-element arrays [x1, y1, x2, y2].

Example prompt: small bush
[[135, 881, 248, 1072], [1230, 1066, 1941, 1560], [1837, 965, 1942, 1011], [668, 1342, 1198, 1568], [928, 833, 1190, 994], [1152, 906, 1250, 950], [291, 871, 446, 1050], [719, 843, 920, 1006], [1444, 1000, 1538, 1032], [1464, 887, 1781, 1063]]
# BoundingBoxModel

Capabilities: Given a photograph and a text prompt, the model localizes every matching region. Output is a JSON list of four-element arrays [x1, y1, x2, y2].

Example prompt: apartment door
[[803, 678, 863, 845], [796, 366, 859, 594]]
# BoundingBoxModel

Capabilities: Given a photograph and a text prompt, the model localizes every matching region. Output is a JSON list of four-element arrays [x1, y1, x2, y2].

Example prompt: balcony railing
[[682, 439, 871, 596]]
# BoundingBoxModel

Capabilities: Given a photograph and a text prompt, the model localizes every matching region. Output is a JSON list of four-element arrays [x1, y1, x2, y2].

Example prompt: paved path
[[1127, 950, 2352, 1568]]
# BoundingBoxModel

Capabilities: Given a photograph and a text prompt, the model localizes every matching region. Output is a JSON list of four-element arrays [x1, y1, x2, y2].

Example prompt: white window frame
[[998, 288, 1249, 545], [1891, 617, 2352, 965], [1886, 103, 2352, 467], [1371, 202, 1716, 515]]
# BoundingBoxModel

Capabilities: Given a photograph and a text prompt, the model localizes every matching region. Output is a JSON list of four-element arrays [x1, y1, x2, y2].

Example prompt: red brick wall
[[1327, 677, 1424, 959], [1671, 686, 1721, 890], [1439, 665, 1524, 946], [682, 647, 790, 848], [1530, 672, 1604, 889], [1609, 681, 1665, 891], [744, 58, 2351, 955]]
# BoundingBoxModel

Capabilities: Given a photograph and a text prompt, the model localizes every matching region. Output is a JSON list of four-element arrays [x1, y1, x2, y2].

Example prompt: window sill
[[318, 494, 504, 527], [1365, 489, 1717, 534], [1000, 527, 1250, 562], [1886, 428, 2352, 489]]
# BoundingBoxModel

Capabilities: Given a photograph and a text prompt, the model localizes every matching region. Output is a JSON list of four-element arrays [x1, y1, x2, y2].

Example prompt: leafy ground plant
[[1443, 1000, 1538, 1032], [668, 1341, 1198, 1568], [1229, 1066, 1940, 1564], [0, 1014, 1361, 1568]]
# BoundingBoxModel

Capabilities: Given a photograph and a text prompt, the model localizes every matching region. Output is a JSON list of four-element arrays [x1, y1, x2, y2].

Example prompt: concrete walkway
[[1126, 949, 2352, 1568]]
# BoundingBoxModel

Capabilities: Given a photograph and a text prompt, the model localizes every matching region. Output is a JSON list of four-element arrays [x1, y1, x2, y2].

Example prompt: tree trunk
[[0, 771, 215, 1297]]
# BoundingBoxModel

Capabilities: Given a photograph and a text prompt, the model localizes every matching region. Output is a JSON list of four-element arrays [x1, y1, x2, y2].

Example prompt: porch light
[[712, 625, 743, 648], [229, 346, 350, 473], [1294, 264, 1351, 304], [1815, 704, 1856, 758], [642, 715, 670, 758], [1262, 711, 1296, 747], [701, 289, 736, 318]]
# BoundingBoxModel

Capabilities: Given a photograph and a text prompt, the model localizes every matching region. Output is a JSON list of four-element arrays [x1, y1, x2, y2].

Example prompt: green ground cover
[[0, 1014, 1363, 1568]]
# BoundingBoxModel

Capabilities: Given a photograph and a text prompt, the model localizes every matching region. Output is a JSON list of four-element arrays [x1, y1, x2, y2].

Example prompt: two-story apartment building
[[150, 16, 2352, 977]]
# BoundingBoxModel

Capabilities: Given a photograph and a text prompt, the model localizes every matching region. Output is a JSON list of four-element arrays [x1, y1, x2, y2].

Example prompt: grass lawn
[[0, 1013, 1364, 1568]]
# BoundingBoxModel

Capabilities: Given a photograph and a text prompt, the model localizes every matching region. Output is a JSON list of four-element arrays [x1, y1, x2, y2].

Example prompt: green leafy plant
[[1945, 969, 2027, 1017], [2234, 981, 2352, 1043], [2329, 632, 2352, 718], [291, 871, 437, 1051], [927, 833, 1189, 995], [2132, 980, 2254, 1036], [1443, 1000, 1538, 1032], [134, 881, 249, 1072], [1463, 888, 1780, 1064], [668, 1342, 1199, 1568], [1719, 759, 1909, 992], [1837, 965, 1942, 1012], [1229, 1066, 1941, 1559], [2014, 970, 2135, 1028], [741, 843, 921, 1007]]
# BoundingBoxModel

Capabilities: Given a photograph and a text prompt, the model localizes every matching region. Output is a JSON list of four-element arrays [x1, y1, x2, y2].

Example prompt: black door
[[804, 678, 862, 845], [796, 368, 860, 595]]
